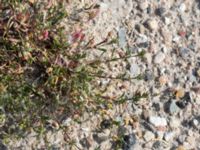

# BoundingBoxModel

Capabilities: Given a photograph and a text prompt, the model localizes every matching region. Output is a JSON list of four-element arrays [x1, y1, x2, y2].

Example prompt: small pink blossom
[[43, 30, 49, 40], [39, 30, 49, 41], [71, 30, 85, 43]]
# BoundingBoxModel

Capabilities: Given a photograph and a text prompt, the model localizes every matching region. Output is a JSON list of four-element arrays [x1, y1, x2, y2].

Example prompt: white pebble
[[130, 64, 140, 76], [164, 132, 174, 141], [149, 116, 167, 127], [179, 3, 186, 12], [164, 17, 171, 25], [143, 131, 155, 141], [154, 52, 165, 64], [147, 19, 158, 31], [138, 1, 148, 10], [169, 117, 180, 128]]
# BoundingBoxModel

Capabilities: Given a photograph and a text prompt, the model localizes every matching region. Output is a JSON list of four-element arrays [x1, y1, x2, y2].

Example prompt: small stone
[[154, 52, 165, 64], [122, 133, 136, 150], [179, 3, 186, 12], [80, 137, 92, 149], [178, 135, 186, 144], [176, 99, 189, 109], [155, 7, 166, 16], [100, 140, 112, 150], [100, 2, 109, 12], [197, 69, 200, 77], [179, 47, 190, 59], [161, 28, 172, 45], [130, 64, 140, 76], [159, 75, 168, 85], [169, 100, 180, 114], [0, 142, 7, 150], [186, 136, 195, 147], [143, 131, 155, 141], [137, 42, 149, 48], [144, 70, 154, 81], [46, 120, 59, 130], [62, 118, 72, 126], [169, 117, 180, 128], [164, 17, 171, 25], [152, 141, 165, 149], [146, 19, 158, 31], [145, 52, 152, 63], [176, 145, 185, 150], [152, 103, 160, 111], [173, 36, 180, 43], [135, 24, 145, 34], [138, 1, 148, 10], [149, 116, 167, 127], [164, 132, 174, 141], [191, 119, 198, 128], [95, 129, 110, 142], [175, 88, 185, 99], [156, 131, 164, 139], [118, 27, 127, 49], [100, 119, 112, 129]]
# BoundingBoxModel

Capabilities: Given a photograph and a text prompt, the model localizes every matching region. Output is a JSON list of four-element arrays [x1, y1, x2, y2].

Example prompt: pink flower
[[71, 30, 85, 43], [43, 30, 49, 40]]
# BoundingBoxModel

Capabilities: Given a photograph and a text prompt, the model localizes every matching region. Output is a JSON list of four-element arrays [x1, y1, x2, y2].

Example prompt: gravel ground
[[3, 0, 200, 149]]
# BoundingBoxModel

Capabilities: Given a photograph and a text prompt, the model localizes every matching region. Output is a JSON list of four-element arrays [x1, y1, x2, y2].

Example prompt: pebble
[[179, 3, 186, 12], [154, 52, 165, 64], [95, 129, 110, 142], [197, 68, 200, 77], [178, 134, 186, 144], [175, 88, 185, 99], [176, 99, 189, 109], [0, 142, 7, 150], [149, 116, 167, 127], [179, 47, 190, 59], [100, 140, 112, 150], [186, 136, 196, 147], [118, 27, 127, 49], [144, 53, 152, 64], [130, 64, 140, 76], [135, 24, 145, 34], [164, 17, 171, 25], [156, 131, 164, 139], [100, 2, 109, 12], [169, 100, 180, 114], [169, 117, 180, 128], [152, 141, 165, 149], [138, 1, 148, 11], [191, 119, 198, 128], [100, 119, 112, 129], [143, 131, 155, 141], [164, 132, 174, 141], [122, 133, 136, 150], [161, 28, 172, 45], [155, 7, 166, 16], [176, 145, 185, 150], [159, 75, 168, 85], [146, 19, 158, 31], [62, 118, 72, 126]]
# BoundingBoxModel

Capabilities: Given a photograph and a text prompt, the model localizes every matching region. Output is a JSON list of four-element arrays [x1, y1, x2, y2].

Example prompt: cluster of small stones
[[3, 0, 200, 149]]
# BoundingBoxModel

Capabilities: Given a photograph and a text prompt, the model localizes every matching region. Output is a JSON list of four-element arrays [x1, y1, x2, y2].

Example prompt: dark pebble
[[176, 92, 191, 109], [100, 119, 112, 129], [152, 103, 160, 111], [122, 133, 136, 150], [155, 7, 165, 16], [152, 141, 165, 149], [0, 142, 7, 150], [137, 42, 149, 48]]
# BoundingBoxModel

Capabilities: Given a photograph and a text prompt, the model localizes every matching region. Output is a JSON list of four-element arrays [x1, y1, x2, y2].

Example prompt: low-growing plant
[[0, 0, 147, 143]]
